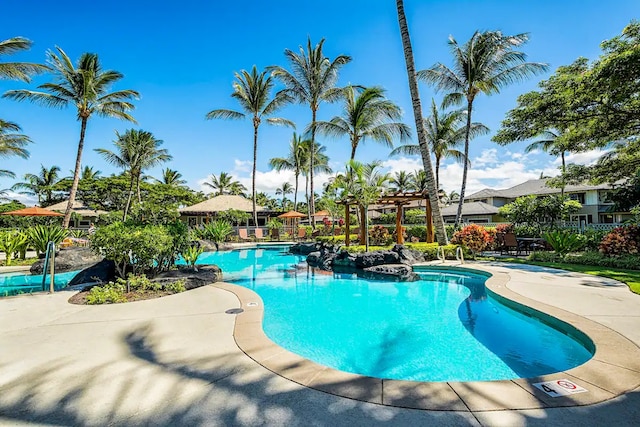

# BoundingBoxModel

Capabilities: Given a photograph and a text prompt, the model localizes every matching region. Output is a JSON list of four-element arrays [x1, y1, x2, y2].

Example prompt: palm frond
[[205, 109, 245, 120]]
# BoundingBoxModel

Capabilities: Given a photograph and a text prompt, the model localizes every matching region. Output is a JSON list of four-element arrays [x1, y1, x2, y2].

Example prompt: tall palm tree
[[269, 132, 308, 211], [155, 168, 186, 186], [300, 140, 332, 211], [204, 172, 246, 196], [314, 86, 411, 161], [80, 166, 101, 181], [96, 129, 171, 220], [269, 37, 351, 225], [12, 164, 61, 205], [333, 160, 389, 251], [275, 182, 294, 208], [0, 119, 31, 178], [395, 0, 449, 244], [206, 66, 293, 227], [390, 99, 488, 190], [418, 30, 547, 227], [4, 48, 139, 227], [389, 170, 415, 193], [523, 130, 569, 197], [0, 37, 47, 82]]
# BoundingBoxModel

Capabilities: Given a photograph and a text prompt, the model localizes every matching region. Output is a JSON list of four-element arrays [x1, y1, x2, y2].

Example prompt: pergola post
[[426, 198, 435, 243], [345, 203, 351, 247], [395, 204, 404, 244]]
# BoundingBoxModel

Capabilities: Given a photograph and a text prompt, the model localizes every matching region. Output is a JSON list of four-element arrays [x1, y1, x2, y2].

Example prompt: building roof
[[466, 179, 612, 201], [44, 200, 107, 217], [440, 201, 500, 217], [179, 195, 265, 215]]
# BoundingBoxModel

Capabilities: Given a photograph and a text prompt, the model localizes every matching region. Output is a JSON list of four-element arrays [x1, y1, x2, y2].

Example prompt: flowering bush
[[369, 225, 392, 245], [599, 225, 640, 255], [495, 223, 514, 234], [451, 224, 492, 256]]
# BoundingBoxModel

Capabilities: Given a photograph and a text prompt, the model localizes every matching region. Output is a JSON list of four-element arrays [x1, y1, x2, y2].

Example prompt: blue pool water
[[0, 270, 80, 297], [196, 247, 593, 382]]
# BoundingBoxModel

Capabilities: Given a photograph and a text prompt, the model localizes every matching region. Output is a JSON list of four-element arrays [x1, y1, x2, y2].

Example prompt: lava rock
[[290, 242, 321, 255], [391, 244, 426, 265], [30, 247, 103, 274], [68, 259, 116, 286], [332, 249, 356, 268], [155, 264, 223, 289], [362, 264, 420, 281], [354, 251, 401, 268]]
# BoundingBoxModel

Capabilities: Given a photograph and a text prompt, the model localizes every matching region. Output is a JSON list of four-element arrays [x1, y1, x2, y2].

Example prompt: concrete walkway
[[1, 262, 640, 426]]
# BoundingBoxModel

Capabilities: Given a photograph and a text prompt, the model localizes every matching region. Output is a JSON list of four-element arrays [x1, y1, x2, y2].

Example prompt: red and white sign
[[533, 379, 588, 397]]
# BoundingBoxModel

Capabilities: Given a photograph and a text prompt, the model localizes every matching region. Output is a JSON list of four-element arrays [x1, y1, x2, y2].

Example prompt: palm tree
[[275, 182, 294, 208], [333, 160, 389, 251], [314, 86, 411, 161], [300, 140, 332, 211], [269, 37, 351, 224], [80, 166, 101, 181], [4, 48, 139, 228], [389, 171, 415, 193], [12, 164, 61, 205], [390, 99, 488, 190], [269, 132, 308, 210], [523, 130, 569, 196], [155, 168, 186, 186], [0, 119, 31, 178], [0, 37, 47, 82], [204, 172, 246, 196], [418, 30, 548, 227], [447, 190, 460, 205], [395, 0, 449, 244], [96, 129, 171, 220], [206, 66, 293, 227]]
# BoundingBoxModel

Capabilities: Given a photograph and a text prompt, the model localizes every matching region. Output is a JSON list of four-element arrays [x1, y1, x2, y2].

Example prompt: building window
[[569, 193, 585, 204], [599, 214, 614, 224]]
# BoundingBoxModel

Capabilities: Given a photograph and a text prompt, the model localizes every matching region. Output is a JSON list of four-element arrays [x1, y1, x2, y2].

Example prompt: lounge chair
[[297, 228, 307, 241], [238, 228, 252, 242], [501, 233, 527, 256], [254, 228, 266, 241], [270, 228, 280, 241]]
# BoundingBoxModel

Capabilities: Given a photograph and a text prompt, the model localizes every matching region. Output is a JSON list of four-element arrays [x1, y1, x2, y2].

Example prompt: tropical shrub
[[405, 242, 459, 260], [513, 224, 539, 238], [316, 234, 360, 245], [582, 228, 609, 251], [166, 279, 186, 293], [543, 230, 585, 256], [451, 224, 492, 256], [91, 222, 175, 278], [528, 251, 564, 263], [564, 251, 640, 270], [404, 209, 425, 224], [181, 244, 204, 267], [126, 274, 162, 292], [26, 224, 69, 254], [599, 225, 640, 255], [495, 223, 514, 234], [199, 220, 234, 248], [0, 230, 28, 266], [267, 218, 283, 231], [406, 225, 426, 242], [369, 225, 392, 246], [86, 281, 127, 305], [445, 225, 456, 241]]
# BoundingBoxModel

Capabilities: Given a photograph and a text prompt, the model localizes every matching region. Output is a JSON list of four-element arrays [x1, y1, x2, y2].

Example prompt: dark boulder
[[290, 242, 321, 255], [154, 264, 223, 290], [31, 247, 103, 274], [332, 249, 356, 268], [68, 259, 116, 286], [305, 243, 339, 270], [354, 251, 401, 269], [362, 264, 420, 281], [391, 244, 426, 265]]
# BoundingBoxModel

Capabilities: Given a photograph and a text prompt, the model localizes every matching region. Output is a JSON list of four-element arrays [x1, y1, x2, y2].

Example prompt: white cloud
[[381, 157, 424, 175], [232, 159, 252, 173], [473, 148, 498, 167], [2, 190, 37, 206], [559, 149, 610, 166]]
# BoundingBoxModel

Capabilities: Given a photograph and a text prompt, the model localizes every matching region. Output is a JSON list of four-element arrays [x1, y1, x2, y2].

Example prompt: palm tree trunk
[[560, 151, 566, 199], [435, 157, 440, 193], [294, 172, 299, 211], [350, 143, 357, 161], [136, 173, 142, 204], [63, 117, 88, 229], [309, 108, 317, 228], [251, 121, 258, 227], [123, 175, 135, 221], [455, 99, 473, 228], [396, 0, 448, 244]]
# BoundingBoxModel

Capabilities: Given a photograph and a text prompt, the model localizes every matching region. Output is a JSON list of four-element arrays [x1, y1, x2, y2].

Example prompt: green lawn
[[494, 258, 640, 295]]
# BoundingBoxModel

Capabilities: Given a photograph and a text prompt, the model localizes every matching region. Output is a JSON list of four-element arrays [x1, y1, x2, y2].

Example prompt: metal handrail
[[41, 241, 56, 293], [456, 246, 465, 264], [436, 246, 445, 263]]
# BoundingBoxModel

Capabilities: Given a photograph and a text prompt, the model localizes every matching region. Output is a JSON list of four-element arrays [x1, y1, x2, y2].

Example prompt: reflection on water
[[197, 248, 592, 382]]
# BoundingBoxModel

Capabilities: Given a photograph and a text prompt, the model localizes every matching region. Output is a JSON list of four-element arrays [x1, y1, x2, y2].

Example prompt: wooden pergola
[[337, 191, 435, 246]]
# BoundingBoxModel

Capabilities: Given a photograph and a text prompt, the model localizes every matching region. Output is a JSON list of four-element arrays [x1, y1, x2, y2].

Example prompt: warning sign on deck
[[533, 379, 588, 397]]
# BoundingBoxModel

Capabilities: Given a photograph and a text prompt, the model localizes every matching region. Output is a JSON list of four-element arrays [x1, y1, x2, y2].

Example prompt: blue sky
[[1, 0, 637, 204]]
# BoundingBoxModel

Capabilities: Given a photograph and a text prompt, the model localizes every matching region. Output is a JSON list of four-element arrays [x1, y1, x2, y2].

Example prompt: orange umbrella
[[1, 206, 64, 216], [313, 210, 331, 217], [277, 210, 307, 218]]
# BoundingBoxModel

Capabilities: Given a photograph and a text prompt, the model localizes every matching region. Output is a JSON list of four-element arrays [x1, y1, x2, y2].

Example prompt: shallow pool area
[[197, 247, 593, 382], [0, 270, 80, 297]]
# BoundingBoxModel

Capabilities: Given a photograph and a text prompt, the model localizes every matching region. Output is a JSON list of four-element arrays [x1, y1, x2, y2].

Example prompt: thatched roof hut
[[179, 195, 265, 215]]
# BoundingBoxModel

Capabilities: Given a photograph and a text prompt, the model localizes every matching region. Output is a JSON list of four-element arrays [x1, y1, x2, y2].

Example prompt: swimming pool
[[0, 270, 80, 297], [197, 247, 593, 382]]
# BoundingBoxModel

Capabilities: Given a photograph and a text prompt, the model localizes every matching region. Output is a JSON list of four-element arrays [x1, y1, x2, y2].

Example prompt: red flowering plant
[[451, 224, 492, 257], [600, 225, 640, 256]]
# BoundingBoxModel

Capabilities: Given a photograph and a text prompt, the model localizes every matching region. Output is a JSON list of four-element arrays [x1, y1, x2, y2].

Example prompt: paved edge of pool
[[212, 264, 640, 412]]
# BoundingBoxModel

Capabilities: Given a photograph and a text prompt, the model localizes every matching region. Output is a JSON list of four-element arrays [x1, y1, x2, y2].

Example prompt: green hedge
[[316, 234, 360, 244], [529, 250, 640, 271]]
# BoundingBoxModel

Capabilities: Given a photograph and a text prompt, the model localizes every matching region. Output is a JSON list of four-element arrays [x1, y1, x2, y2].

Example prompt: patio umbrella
[[1, 206, 64, 216], [277, 210, 306, 235]]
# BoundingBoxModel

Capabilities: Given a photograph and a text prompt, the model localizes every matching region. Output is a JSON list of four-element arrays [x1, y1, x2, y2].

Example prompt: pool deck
[[1, 261, 640, 426]]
